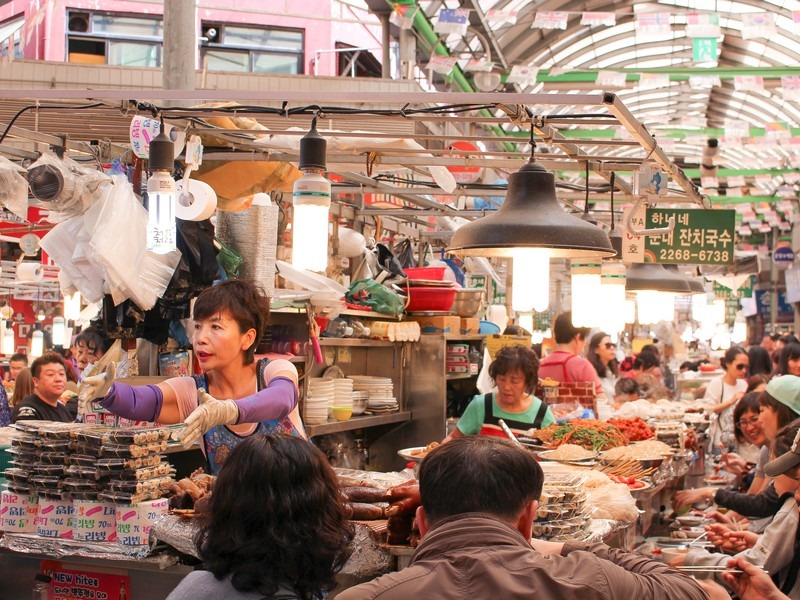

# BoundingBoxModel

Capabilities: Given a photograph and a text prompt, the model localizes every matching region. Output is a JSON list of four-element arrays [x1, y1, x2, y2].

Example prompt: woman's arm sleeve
[[99, 383, 164, 422], [235, 377, 298, 424], [714, 484, 782, 519]]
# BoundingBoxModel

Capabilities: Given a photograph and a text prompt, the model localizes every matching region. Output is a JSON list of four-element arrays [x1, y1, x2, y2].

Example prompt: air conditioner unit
[[68, 13, 90, 33]]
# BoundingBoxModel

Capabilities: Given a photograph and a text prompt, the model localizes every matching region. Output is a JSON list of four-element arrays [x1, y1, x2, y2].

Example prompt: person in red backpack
[[538, 311, 606, 401]]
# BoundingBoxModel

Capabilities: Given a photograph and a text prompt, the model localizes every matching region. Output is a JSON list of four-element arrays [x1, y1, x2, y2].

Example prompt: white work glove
[[177, 389, 240, 449], [77, 362, 116, 416]]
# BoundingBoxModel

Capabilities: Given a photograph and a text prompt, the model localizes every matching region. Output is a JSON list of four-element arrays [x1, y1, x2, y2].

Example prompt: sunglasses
[[604, 342, 616, 349], [734, 363, 749, 371]]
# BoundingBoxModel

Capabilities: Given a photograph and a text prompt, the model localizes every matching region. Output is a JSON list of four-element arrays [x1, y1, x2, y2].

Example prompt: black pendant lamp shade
[[662, 264, 706, 294], [448, 162, 615, 258], [625, 263, 693, 293]]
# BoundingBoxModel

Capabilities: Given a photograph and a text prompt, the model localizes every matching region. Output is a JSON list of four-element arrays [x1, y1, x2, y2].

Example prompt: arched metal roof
[[417, 0, 800, 186]]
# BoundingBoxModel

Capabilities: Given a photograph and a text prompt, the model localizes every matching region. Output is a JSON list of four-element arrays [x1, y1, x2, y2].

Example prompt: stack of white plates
[[349, 376, 398, 414], [304, 378, 334, 425], [333, 379, 354, 408]]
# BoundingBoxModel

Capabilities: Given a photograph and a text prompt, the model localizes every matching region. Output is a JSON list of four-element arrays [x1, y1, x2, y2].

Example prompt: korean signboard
[[623, 206, 736, 265]]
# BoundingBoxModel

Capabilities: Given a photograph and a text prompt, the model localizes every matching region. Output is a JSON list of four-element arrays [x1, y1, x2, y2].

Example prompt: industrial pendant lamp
[[146, 117, 177, 254], [30, 325, 43, 358], [448, 136, 615, 312], [291, 117, 331, 273], [626, 263, 692, 324]]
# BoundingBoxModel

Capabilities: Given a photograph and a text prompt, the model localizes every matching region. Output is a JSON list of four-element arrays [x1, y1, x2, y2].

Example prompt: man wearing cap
[[675, 421, 800, 597]]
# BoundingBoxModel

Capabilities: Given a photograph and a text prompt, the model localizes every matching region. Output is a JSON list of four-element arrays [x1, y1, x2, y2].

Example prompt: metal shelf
[[446, 373, 476, 380], [270, 306, 403, 320], [318, 338, 401, 347], [305, 411, 411, 436]]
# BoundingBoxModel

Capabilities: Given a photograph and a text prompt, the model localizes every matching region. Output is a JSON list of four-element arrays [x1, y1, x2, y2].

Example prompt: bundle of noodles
[[532, 420, 627, 452]]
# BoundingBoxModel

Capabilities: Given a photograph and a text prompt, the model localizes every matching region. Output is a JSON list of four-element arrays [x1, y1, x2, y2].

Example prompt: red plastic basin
[[401, 287, 457, 312], [403, 266, 447, 281]]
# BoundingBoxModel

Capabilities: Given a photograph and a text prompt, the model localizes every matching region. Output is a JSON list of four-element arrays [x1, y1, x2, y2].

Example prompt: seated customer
[[337, 436, 707, 600], [167, 435, 353, 599], [613, 378, 640, 407], [11, 353, 71, 422]]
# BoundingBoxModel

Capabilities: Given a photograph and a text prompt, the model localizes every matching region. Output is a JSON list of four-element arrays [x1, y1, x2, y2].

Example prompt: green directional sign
[[693, 38, 717, 62], [623, 207, 736, 265]]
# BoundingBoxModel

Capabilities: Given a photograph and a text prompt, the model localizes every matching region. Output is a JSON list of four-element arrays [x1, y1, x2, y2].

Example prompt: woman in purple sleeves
[[78, 280, 306, 473]]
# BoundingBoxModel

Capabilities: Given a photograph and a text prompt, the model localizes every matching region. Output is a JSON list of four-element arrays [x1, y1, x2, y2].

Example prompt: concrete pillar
[[163, 0, 196, 91], [399, 27, 416, 80]]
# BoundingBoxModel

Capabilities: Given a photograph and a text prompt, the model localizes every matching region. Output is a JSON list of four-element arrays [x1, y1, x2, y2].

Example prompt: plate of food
[[537, 444, 599, 464], [675, 514, 706, 527], [606, 474, 651, 491], [397, 442, 440, 463], [703, 475, 729, 485]]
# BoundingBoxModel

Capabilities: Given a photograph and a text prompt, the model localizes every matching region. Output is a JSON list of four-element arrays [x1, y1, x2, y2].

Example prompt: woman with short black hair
[[167, 435, 353, 599], [444, 345, 555, 441], [79, 279, 305, 473]]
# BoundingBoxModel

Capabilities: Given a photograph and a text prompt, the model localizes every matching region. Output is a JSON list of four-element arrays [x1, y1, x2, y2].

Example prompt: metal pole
[[379, 12, 391, 78], [163, 0, 196, 92], [771, 227, 778, 328]]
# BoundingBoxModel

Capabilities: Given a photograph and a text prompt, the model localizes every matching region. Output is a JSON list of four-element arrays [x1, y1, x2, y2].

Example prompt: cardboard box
[[407, 315, 460, 335], [460, 318, 480, 335]]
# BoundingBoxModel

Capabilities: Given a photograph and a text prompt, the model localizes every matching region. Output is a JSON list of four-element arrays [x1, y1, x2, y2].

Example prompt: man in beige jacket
[[338, 436, 708, 600]]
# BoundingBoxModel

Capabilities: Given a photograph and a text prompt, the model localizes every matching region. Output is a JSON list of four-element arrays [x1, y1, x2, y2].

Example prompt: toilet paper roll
[[16, 262, 43, 282], [35, 497, 73, 538], [73, 500, 116, 542], [176, 179, 218, 221], [0, 490, 37, 533], [116, 498, 169, 546]]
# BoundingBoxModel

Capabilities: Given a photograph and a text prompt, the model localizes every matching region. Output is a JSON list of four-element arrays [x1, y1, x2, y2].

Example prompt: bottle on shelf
[[348, 319, 371, 338], [354, 433, 369, 469], [322, 317, 354, 338], [468, 346, 481, 376], [32, 574, 51, 600]]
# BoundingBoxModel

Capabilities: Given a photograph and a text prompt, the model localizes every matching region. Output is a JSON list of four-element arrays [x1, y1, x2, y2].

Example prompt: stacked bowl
[[304, 378, 334, 425], [332, 379, 354, 421]]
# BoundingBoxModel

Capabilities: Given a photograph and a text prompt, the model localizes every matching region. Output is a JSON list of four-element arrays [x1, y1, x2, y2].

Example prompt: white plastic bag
[[0, 156, 28, 219], [587, 483, 640, 522], [90, 176, 180, 310]]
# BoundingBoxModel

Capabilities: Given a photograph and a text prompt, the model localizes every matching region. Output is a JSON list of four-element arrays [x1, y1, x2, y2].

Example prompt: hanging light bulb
[[36, 307, 46, 321], [712, 299, 726, 324], [0, 300, 12, 321], [2, 325, 14, 355], [732, 315, 747, 343], [571, 260, 602, 327], [30, 328, 43, 358], [64, 292, 81, 321], [52, 315, 66, 347], [623, 298, 637, 324], [448, 135, 614, 310], [146, 118, 177, 254], [511, 249, 550, 312], [291, 118, 331, 272], [636, 290, 676, 324], [517, 312, 534, 333], [600, 262, 627, 333]]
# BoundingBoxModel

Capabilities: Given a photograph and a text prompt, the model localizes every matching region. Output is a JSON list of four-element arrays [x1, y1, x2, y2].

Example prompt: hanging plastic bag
[[394, 238, 415, 270], [346, 279, 405, 316], [91, 176, 180, 310], [0, 155, 29, 219], [215, 237, 243, 278]]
